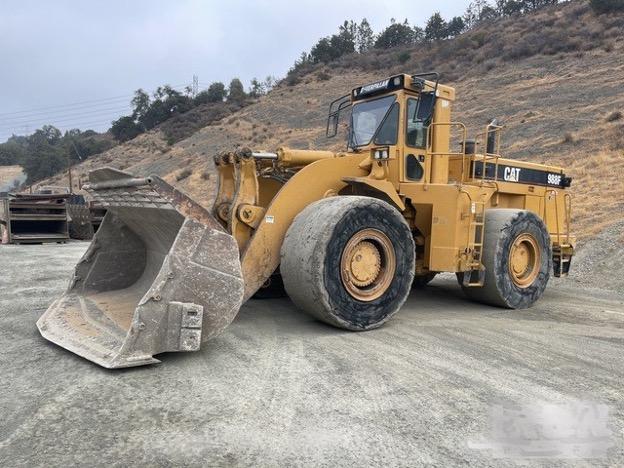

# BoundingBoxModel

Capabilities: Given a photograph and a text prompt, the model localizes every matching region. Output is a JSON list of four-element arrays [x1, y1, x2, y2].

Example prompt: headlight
[[373, 149, 389, 160]]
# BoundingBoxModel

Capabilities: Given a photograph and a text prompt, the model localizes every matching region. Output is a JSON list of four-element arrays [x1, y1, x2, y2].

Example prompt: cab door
[[402, 93, 434, 184]]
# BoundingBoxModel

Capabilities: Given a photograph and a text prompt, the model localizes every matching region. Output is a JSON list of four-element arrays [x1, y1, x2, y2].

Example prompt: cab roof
[[351, 73, 455, 102]]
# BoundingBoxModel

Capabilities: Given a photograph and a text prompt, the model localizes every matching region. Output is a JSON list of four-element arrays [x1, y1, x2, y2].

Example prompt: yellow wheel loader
[[38, 73, 575, 368]]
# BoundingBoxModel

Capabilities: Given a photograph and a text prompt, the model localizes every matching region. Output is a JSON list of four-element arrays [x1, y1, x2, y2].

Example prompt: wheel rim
[[508, 233, 541, 288], [340, 229, 396, 301]]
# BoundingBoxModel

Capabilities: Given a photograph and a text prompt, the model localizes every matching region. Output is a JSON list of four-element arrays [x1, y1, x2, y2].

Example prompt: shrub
[[562, 132, 575, 144], [590, 0, 624, 14], [606, 111, 623, 122], [398, 51, 411, 64], [317, 70, 331, 81], [175, 168, 192, 181], [484, 60, 497, 71]]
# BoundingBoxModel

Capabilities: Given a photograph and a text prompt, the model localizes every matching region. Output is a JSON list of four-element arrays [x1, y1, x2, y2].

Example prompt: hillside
[[43, 1, 623, 242]]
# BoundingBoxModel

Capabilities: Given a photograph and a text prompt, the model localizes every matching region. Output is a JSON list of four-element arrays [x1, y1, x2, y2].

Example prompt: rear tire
[[458, 209, 551, 309], [281, 196, 415, 330]]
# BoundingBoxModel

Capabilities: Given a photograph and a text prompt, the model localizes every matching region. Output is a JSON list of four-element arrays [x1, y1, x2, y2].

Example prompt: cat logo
[[503, 167, 521, 182]]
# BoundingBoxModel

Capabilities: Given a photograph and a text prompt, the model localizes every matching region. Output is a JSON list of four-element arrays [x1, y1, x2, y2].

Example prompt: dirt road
[[0, 242, 623, 466]]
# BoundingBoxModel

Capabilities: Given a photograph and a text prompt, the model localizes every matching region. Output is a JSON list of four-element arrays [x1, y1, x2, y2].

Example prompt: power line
[[0, 83, 191, 118], [0, 104, 135, 125], [0, 112, 131, 139], [0, 80, 210, 140], [0, 106, 133, 131], [0, 117, 117, 140], [0, 94, 136, 118], [0, 96, 133, 121]]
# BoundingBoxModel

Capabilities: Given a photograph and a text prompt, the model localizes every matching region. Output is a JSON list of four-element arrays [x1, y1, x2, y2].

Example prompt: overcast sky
[[0, 0, 468, 140]]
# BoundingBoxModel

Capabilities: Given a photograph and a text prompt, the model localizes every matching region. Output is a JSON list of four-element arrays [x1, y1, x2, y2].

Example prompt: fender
[[240, 154, 368, 301], [342, 176, 406, 211]]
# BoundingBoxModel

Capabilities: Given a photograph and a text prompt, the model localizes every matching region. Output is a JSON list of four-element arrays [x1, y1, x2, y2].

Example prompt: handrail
[[474, 123, 504, 185], [426, 121, 505, 185], [427, 121, 468, 180], [459, 188, 475, 263]]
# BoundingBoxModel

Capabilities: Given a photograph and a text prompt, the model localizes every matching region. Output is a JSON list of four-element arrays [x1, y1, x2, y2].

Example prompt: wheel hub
[[349, 241, 381, 287], [340, 229, 396, 301], [508, 233, 540, 288]]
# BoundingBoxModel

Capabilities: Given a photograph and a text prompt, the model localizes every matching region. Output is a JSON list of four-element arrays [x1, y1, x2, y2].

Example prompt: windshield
[[349, 95, 396, 147]]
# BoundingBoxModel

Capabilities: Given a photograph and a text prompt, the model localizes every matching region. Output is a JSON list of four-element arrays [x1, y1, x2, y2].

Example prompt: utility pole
[[68, 138, 83, 194], [192, 74, 199, 98], [66, 152, 73, 194]]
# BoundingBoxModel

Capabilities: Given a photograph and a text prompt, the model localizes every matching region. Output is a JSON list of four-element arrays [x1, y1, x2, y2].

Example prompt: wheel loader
[[37, 72, 575, 368]]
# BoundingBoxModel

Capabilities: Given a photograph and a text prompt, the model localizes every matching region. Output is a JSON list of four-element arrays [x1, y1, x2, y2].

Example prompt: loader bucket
[[37, 168, 245, 368]]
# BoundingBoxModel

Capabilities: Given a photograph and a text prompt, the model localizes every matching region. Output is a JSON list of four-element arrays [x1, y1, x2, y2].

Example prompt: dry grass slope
[[44, 1, 623, 242]]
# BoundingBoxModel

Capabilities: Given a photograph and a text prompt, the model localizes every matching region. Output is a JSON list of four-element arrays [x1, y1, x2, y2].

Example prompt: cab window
[[374, 103, 399, 146], [349, 95, 396, 148], [406, 98, 428, 148]]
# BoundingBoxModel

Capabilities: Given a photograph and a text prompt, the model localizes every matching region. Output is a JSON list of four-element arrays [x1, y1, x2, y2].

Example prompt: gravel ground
[[560, 221, 624, 293], [0, 241, 623, 467]]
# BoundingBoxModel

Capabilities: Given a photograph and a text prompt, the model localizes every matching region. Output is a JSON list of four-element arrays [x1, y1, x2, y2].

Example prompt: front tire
[[458, 209, 551, 309], [281, 196, 415, 330]]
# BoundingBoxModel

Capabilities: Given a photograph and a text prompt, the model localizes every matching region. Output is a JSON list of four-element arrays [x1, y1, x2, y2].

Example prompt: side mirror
[[413, 92, 436, 123], [326, 113, 339, 138]]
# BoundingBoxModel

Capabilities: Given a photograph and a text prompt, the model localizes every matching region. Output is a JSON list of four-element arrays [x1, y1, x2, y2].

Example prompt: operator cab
[[327, 73, 453, 151], [327, 73, 456, 184]]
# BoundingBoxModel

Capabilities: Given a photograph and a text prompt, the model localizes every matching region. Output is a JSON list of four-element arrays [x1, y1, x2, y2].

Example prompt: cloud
[[0, 0, 467, 137]]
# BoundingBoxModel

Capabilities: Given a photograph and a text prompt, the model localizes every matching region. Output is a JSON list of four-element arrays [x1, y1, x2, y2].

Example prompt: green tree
[[310, 37, 336, 62], [356, 18, 375, 52], [480, 5, 500, 21], [248, 76, 276, 98], [374, 19, 416, 49], [111, 116, 142, 142], [464, 0, 491, 28], [446, 16, 465, 37], [413, 26, 425, 43], [131, 89, 150, 122], [425, 13, 447, 41], [228, 78, 247, 104], [334, 20, 357, 55], [295, 51, 311, 68], [136, 85, 193, 130], [0, 140, 26, 166], [496, 0, 524, 15], [195, 81, 226, 104], [249, 78, 266, 98], [62, 129, 113, 160], [21, 126, 65, 183], [309, 21, 356, 63], [263, 76, 276, 92]]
